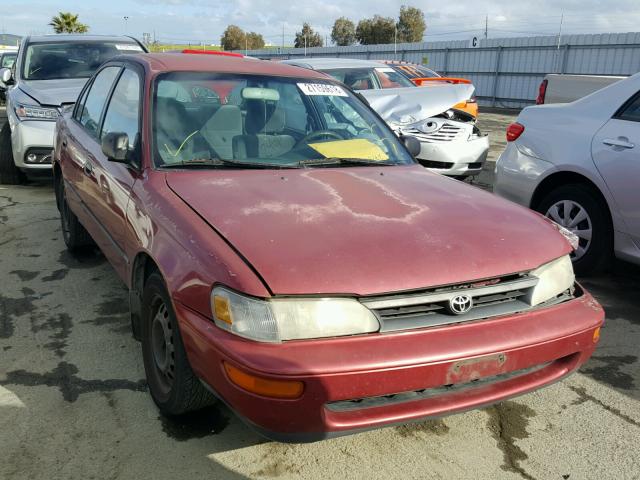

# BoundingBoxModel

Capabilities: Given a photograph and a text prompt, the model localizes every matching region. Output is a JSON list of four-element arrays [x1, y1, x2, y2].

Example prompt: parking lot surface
[[1, 111, 639, 480]]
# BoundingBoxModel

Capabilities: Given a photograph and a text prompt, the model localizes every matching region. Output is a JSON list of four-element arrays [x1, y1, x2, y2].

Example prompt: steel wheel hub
[[151, 302, 175, 388], [546, 200, 593, 261]]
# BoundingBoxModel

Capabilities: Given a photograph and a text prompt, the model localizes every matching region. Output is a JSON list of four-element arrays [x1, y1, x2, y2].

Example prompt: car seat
[[232, 100, 295, 159], [200, 105, 243, 159]]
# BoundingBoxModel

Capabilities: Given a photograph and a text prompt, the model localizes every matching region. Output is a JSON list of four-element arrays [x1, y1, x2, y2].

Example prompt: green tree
[[397, 5, 426, 43], [331, 17, 356, 46], [220, 25, 245, 51], [356, 15, 395, 45], [49, 12, 89, 34], [294, 23, 323, 48], [246, 32, 265, 50]]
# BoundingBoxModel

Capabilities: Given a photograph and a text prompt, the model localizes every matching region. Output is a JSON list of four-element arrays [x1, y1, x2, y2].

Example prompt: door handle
[[83, 161, 94, 176], [602, 137, 635, 149]]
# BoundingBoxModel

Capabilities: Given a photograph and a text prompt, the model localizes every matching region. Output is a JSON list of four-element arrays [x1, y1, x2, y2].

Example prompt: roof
[[281, 57, 386, 70], [25, 34, 141, 44], [128, 53, 328, 78]]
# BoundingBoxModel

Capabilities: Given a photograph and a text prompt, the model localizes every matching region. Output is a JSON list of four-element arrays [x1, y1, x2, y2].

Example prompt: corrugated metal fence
[[243, 32, 640, 108]]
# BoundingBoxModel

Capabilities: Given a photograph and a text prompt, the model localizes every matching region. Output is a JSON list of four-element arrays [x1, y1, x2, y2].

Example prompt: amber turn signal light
[[223, 362, 304, 399], [593, 327, 601, 343]]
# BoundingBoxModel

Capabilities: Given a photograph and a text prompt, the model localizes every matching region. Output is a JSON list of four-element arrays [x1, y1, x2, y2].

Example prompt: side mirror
[[401, 135, 421, 158], [101, 132, 129, 162], [0, 67, 12, 85]]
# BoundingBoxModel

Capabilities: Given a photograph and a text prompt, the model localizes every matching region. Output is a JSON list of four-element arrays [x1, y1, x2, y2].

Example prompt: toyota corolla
[[53, 53, 603, 442]]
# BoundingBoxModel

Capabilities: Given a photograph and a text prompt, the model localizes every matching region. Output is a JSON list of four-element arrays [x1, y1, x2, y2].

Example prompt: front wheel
[[0, 123, 25, 185], [537, 184, 612, 275], [141, 272, 215, 415]]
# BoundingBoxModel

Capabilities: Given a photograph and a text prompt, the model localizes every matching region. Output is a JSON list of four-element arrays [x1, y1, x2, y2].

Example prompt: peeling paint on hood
[[359, 83, 475, 126]]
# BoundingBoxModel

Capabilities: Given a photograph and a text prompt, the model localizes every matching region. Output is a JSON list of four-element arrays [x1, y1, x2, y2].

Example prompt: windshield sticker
[[297, 83, 348, 97], [115, 44, 143, 51], [308, 139, 389, 161], [375, 67, 395, 73]]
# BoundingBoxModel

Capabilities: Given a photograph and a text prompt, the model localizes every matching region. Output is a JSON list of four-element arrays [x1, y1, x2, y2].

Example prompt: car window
[[153, 72, 413, 168], [617, 93, 640, 122], [373, 67, 416, 89], [22, 42, 143, 80], [73, 83, 91, 122], [1, 53, 16, 68], [101, 69, 141, 152], [322, 68, 378, 90], [79, 66, 121, 138]]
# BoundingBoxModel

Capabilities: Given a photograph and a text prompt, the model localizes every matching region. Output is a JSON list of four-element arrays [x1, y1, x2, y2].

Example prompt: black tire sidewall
[[141, 272, 197, 415], [537, 184, 612, 275], [0, 123, 23, 185]]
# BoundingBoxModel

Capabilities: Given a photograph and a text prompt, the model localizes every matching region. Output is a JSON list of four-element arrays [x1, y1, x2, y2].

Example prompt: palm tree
[[49, 12, 89, 34]]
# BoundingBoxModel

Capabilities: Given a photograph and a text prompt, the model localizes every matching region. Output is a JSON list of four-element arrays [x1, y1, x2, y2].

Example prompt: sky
[[2, 0, 640, 46]]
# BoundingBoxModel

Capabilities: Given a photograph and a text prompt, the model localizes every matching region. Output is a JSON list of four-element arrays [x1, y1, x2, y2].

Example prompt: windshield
[[153, 72, 414, 169], [1, 53, 16, 68], [22, 42, 143, 80], [320, 67, 415, 90]]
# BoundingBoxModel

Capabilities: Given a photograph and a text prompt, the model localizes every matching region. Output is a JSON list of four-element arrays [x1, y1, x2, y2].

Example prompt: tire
[[141, 272, 215, 415], [0, 123, 25, 185], [58, 179, 93, 251], [536, 184, 612, 276]]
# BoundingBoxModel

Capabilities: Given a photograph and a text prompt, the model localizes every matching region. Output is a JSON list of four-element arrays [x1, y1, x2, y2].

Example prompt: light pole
[[123, 16, 129, 34]]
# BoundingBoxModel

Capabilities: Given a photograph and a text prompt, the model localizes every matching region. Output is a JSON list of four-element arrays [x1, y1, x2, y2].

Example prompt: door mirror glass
[[401, 135, 421, 158], [102, 132, 129, 162], [0, 67, 11, 84]]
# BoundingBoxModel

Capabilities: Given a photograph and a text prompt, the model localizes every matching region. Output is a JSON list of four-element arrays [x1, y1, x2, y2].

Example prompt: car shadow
[[578, 259, 640, 401]]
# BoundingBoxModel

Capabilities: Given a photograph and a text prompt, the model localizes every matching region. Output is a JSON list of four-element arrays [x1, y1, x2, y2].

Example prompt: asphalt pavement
[[1, 111, 639, 480]]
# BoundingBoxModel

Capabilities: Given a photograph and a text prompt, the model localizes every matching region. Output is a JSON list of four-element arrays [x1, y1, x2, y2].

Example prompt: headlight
[[211, 286, 380, 343], [525, 255, 575, 306], [15, 104, 59, 121]]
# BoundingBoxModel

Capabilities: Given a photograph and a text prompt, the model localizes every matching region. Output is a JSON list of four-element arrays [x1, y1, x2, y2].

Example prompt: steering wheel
[[295, 130, 344, 149]]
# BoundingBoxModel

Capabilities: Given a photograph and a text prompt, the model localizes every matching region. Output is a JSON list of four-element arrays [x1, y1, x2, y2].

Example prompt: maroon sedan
[[53, 53, 603, 442]]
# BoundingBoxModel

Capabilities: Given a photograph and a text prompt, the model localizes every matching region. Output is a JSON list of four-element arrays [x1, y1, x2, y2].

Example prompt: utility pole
[[556, 12, 564, 73], [304, 35, 307, 56], [282, 24, 284, 49], [394, 23, 397, 59], [123, 16, 129, 34], [484, 15, 488, 39]]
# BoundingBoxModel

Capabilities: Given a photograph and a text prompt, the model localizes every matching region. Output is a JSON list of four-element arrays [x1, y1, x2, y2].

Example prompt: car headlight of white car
[[15, 103, 59, 121], [525, 255, 575, 306], [211, 286, 380, 343]]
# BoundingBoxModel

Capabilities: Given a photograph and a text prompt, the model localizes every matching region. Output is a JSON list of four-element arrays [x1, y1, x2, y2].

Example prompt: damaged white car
[[281, 58, 489, 178]]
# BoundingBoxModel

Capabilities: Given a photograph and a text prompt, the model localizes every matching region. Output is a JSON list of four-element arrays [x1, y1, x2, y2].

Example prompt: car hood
[[19, 78, 88, 106], [359, 84, 475, 126], [166, 166, 570, 296]]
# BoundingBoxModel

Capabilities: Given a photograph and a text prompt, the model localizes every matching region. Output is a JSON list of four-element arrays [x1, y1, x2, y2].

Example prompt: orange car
[[383, 61, 479, 118]]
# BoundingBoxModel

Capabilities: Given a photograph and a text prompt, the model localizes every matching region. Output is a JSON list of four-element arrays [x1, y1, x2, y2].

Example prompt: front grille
[[404, 123, 465, 143], [360, 275, 578, 332], [326, 361, 551, 412]]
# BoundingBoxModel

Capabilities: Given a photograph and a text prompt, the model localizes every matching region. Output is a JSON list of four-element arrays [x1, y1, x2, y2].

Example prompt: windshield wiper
[[297, 157, 396, 167], [160, 158, 300, 169]]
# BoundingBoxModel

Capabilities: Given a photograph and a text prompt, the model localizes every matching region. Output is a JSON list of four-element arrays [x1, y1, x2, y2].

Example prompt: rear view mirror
[[401, 135, 421, 158], [241, 87, 280, 101], [0, 67, 11, 85], [101, 132, 129, 162]]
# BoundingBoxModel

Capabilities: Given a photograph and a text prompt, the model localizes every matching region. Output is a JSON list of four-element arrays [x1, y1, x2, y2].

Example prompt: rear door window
[[616, 93, 640, 122], [79, 66, 121, 138]]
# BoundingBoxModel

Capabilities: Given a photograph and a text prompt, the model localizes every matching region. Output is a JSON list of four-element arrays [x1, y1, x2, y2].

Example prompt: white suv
[[0, 35, 145, 184]]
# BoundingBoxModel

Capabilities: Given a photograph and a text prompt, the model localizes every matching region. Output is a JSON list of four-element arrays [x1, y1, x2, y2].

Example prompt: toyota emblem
[[448, 294, 473, 315]]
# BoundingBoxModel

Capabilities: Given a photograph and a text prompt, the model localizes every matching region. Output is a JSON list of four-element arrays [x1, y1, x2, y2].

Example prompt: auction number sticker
[[115, 44, 144, 51], [297, 83, 348, 96]]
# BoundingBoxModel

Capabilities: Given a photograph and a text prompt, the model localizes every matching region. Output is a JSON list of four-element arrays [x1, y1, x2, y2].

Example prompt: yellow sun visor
[[308, 139, 389, 161]]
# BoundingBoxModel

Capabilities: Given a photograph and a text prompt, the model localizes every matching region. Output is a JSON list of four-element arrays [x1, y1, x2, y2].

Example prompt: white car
[[494, 73, 640, 274], [281, 58, 489, 179]]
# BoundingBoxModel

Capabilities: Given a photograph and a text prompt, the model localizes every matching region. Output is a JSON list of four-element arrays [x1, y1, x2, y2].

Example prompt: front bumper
[[177, 290, 603, 442], [8, 115, 56, 172], [415, 134, 489, 177]]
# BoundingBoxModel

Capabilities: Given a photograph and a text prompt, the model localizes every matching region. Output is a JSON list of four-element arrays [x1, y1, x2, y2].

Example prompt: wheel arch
[[130, 251, 161, 341]]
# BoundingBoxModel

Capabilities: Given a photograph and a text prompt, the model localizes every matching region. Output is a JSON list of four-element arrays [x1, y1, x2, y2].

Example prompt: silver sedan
[[494, 73, 640, 274]]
